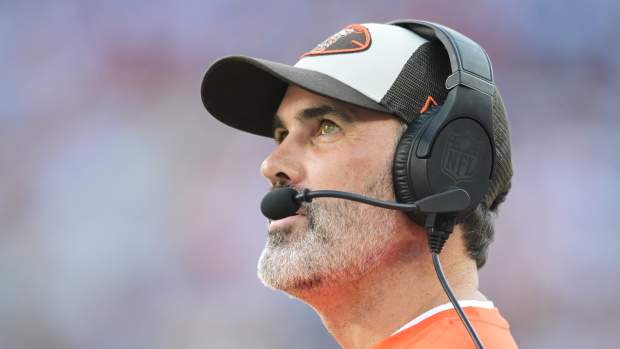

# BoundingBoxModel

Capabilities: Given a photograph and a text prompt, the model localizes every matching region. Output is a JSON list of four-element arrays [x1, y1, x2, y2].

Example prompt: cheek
[[305, 141, 395, 191], [302, 155, 349, 189], [346, 131, 396, 177]]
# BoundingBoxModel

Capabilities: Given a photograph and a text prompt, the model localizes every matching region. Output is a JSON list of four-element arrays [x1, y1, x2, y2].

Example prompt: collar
[[392, 300, 495, 336]]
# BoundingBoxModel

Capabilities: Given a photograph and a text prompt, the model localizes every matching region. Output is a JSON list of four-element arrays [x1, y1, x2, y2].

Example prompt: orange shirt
[[372, 302, 519, 349]]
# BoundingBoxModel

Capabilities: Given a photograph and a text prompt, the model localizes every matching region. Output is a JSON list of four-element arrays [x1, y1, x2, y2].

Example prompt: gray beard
[[257, 173, 401, 293]]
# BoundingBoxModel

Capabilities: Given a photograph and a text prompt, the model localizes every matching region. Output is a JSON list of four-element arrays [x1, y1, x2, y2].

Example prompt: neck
[[288, 229, 484, 349]]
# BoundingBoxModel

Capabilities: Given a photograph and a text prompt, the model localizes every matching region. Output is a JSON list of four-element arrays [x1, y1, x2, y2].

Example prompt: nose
[[260, 139, 305, 187]]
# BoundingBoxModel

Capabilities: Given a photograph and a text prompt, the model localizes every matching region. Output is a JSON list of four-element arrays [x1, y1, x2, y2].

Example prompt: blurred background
[[1, 0, 619, 348]]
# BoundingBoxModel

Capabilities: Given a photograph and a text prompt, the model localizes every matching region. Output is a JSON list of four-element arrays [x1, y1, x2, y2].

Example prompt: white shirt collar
[[392, 300, 495, 336]]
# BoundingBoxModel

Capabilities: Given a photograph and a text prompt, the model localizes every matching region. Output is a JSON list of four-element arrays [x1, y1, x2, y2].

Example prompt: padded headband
[[387, 20, 495, 94]]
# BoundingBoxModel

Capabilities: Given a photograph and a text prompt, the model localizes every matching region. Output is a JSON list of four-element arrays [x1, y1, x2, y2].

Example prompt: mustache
[[270, 183, 306, 193]]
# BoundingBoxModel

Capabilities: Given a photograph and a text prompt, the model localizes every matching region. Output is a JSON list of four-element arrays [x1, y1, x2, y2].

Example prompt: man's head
[[256, 85, 422, 292], [201, 21, 513, 293]]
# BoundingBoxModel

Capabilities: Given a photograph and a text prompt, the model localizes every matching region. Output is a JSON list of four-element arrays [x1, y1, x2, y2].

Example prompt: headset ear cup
[[393, 112, 434, 205], [425, 118, 494, 214]]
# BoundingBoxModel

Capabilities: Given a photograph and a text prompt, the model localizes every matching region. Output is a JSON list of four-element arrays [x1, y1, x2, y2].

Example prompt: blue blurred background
[[1, 1, 619, 348]]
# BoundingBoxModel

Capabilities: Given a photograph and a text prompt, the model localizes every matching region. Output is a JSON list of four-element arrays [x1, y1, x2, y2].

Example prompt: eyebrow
[[273, 104, 353, 132]]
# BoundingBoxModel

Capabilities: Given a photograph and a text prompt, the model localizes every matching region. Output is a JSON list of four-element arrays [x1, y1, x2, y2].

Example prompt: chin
[[287, 274, 324, 291], [257, 255, 327, 294]]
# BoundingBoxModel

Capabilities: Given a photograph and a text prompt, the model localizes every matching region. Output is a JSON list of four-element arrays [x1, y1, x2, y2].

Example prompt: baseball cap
[[201, 22, 451, 137]]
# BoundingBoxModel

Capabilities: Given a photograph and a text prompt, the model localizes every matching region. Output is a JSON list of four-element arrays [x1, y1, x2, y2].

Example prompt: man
[[201, 21, 518, 349]]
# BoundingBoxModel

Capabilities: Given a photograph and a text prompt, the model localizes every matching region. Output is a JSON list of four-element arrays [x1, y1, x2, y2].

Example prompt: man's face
[[257, 85, 412, 293]]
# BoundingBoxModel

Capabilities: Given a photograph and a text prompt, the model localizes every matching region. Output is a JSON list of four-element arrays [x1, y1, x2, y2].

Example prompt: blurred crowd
[[1, 1, 619, 348]]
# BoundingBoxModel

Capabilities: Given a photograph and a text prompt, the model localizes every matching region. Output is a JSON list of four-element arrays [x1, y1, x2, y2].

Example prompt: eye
[[318, 119, 341, 136], [274, 128, 288, 144]]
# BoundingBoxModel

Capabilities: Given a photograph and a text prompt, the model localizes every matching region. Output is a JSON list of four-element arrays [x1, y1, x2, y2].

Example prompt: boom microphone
[[260, 187, 471, 220], [260, 187, 301, 221]]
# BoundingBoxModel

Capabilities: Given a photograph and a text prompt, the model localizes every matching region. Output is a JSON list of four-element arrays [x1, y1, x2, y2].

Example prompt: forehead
[[273, 85, 393, 130], [276, 85, 354, 117]]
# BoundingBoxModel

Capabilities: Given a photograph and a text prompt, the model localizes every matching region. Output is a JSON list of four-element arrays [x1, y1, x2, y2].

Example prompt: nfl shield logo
[[441, 131, 482, 183]]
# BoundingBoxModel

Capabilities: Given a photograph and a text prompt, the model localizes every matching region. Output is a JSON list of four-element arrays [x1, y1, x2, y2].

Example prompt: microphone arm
[[295, 188, 471, 214]]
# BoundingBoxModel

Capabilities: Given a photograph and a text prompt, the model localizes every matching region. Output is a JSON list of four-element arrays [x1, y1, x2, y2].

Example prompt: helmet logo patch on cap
[[302, 24, 371, 57]]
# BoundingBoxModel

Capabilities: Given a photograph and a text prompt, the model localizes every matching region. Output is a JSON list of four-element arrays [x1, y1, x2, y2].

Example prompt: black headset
[[389, 21, 498, 349], [388, 20, 496, 227]]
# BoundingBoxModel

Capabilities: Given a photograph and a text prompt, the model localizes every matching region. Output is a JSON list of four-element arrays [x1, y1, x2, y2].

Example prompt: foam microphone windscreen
[[260, 187, 301, 220]]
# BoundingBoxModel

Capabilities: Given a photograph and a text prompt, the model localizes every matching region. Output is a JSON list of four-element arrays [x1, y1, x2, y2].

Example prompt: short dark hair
[[457, 91, 512, 268]]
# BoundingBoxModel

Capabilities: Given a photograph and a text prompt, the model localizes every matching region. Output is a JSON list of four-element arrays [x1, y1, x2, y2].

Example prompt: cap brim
[[201, 56, 390, 138]]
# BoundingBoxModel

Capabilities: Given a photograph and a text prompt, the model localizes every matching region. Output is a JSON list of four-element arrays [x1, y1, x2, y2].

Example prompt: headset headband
[[387, 20, 495, 94]]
